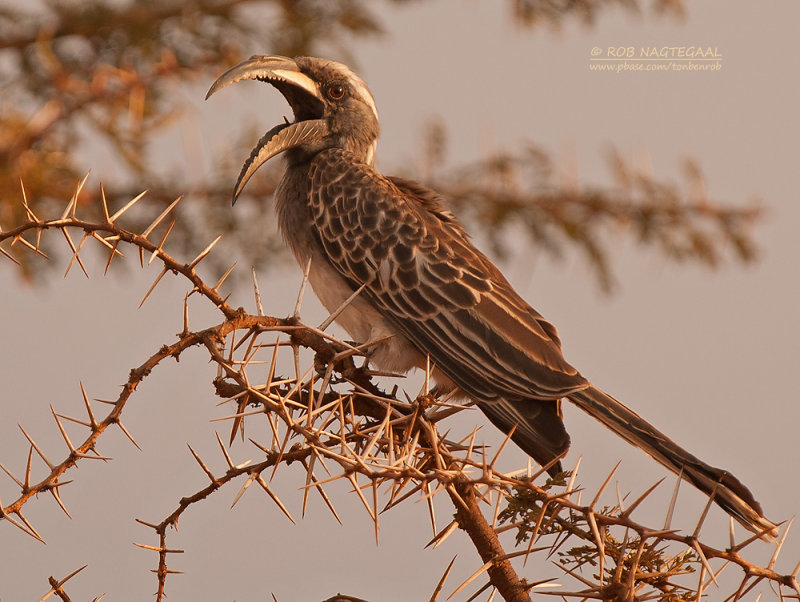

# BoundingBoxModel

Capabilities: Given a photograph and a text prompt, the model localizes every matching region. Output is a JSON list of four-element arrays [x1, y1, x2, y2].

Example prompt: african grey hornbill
[[207, 55, 776, 536]]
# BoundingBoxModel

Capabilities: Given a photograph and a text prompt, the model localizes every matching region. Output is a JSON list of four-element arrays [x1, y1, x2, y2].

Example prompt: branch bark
[[450, 482, 531, 602]]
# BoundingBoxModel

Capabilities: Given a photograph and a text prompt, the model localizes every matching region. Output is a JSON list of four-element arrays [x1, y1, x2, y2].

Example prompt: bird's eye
[[326, 84, 346, 100]]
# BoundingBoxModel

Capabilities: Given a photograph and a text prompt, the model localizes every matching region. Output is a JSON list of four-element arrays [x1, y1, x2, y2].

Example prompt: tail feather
[[569, 387, 777, 537], [478, 398, 570, 476]]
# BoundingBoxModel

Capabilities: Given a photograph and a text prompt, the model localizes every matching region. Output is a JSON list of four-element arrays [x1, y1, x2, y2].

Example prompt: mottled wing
[[308, 148, 588, 404]]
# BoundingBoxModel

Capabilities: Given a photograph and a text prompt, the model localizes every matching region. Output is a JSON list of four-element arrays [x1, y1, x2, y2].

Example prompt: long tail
[[569, 386, 777, 537]]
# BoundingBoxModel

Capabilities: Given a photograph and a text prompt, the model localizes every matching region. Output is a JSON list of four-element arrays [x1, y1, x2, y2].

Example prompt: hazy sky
[[2, 2, 799, 600]]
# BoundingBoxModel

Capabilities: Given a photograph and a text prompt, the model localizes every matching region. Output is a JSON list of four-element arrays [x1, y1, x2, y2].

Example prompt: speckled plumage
[[208, 55, 776, 535]]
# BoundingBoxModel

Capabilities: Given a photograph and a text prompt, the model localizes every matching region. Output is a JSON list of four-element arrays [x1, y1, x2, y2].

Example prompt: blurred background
[[1, 1, 798, 600]]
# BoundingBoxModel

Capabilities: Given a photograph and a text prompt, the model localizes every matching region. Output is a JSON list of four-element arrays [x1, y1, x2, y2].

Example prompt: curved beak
[[206, 55, 328, 204]]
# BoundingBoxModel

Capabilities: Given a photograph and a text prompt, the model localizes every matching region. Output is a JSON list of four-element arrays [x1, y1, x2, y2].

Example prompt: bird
[[206, 55, 776, 536]]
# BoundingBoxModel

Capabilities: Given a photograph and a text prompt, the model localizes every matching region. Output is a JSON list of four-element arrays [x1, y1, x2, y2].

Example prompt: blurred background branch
[[2, 0, 759, 293]]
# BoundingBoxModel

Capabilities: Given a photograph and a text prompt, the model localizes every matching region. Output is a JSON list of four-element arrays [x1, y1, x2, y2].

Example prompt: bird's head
[[206, 55, 379, 203]]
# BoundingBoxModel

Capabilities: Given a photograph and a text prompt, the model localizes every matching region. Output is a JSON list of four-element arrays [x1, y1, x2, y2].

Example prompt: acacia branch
[[1, 188, 795, 602]]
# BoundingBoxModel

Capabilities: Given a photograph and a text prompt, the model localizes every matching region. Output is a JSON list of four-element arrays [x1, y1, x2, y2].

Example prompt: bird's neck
[[274, 162, 316, 264]]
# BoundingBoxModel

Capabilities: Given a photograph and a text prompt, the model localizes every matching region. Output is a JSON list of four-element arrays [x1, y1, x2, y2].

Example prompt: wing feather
[[301, 148, 774, 528], [309, 148, 588, 403]]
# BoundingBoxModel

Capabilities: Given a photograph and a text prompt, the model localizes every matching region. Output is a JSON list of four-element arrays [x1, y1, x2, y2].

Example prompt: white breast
[[307, 252, 423, 374]]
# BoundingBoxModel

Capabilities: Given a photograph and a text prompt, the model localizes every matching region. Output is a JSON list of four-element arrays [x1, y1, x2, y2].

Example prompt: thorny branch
[[1, 187, 797, 601]]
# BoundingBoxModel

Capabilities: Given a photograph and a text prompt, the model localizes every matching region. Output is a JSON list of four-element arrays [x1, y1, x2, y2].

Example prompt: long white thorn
[[142, 195, 183, 237], [318, 281, 368, 331], [61, 171, 90, 220], [109, 190, 148, 223], [19, 179, 40, 223], [293, 256, 312, 318], [188, 235, 223, 269], [139, 267, 169, 308], [100, 183, 111, 223], [252, 267, 265, 316]]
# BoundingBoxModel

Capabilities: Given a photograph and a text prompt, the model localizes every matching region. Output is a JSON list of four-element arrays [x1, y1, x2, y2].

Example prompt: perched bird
[[207, 55, 776, 535]]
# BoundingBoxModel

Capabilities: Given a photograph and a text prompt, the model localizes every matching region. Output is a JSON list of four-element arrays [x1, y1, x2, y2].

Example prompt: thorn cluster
[[1, 182, 795, 602]]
